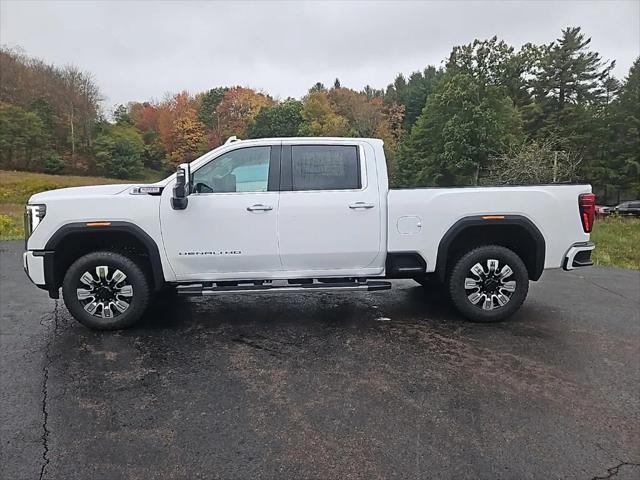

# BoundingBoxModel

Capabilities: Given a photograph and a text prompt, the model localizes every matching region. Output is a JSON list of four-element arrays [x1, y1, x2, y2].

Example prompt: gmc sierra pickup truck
[[24, 137, 596, 330]]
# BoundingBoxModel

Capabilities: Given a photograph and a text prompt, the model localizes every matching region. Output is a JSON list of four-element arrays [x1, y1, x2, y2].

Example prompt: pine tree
[[608, 58, 640, 199], [531, 27, 615, 141]]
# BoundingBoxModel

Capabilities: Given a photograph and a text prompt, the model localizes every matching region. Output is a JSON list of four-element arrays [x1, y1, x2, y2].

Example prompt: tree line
[[0, 27, 638, 203]]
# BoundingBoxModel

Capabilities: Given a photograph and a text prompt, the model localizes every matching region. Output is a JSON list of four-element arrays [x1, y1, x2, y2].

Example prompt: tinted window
[[192, 146, 271, 193], [291, 145, 360, 191]]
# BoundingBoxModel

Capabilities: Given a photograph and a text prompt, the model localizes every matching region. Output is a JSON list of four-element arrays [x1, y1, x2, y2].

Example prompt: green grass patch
[[0, 212, 23, 239], [0, 169, 165, 240], [591, 216, 640, 270]]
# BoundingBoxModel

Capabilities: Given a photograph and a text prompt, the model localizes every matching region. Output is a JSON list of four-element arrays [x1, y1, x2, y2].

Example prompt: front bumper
[[563, 242, 595, 270], [23, 251, 46, 285], [23, 250, 59, 298]]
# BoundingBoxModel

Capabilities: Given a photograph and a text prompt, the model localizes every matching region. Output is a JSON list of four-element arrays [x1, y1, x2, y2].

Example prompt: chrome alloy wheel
[[76, 266, 134, 319], [464, 259, 517, 311]]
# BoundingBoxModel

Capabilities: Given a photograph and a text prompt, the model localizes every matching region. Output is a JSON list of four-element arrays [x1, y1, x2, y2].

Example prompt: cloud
[[1, 0, 638, 109]]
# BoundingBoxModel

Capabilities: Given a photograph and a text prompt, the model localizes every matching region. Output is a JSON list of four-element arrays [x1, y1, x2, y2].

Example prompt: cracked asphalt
[[1, 240, 639, 479]]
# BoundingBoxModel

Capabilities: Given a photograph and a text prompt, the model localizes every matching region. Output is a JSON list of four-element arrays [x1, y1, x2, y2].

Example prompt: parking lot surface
[[1, 240, 639, 479]]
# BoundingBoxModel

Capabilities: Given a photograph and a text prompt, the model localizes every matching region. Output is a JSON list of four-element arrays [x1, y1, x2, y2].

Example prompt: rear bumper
[[563, 242, 595, 270]]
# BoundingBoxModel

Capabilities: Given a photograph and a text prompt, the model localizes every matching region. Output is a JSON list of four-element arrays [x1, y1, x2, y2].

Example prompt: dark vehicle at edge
[[612, 200, 640, 217]]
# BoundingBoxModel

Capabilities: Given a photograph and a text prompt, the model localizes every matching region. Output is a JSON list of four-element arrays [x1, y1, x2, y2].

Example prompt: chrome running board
[[177, 280, 392, 296]]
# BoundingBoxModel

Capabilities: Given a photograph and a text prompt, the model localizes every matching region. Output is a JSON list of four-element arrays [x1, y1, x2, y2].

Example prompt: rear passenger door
[[277, 142, 382, 274]]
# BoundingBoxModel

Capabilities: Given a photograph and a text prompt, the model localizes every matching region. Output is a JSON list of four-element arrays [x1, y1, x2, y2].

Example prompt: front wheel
[[447, 245, 529, 322], [62, 251, 151, 330]]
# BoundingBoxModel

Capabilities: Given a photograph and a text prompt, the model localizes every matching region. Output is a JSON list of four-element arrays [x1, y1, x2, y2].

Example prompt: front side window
[[291, 145, 361, 191], [192, 146, 271, 194]]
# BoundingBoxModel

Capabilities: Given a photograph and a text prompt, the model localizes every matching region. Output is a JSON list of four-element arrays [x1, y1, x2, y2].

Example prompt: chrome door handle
[[247, 204, 273, 212], [349, 202, 375, 209]]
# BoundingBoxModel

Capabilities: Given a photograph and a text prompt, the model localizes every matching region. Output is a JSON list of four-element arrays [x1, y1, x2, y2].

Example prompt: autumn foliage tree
[[150, 92, 208, 168], [0, 47, 101, 171], [298, 90, 349, 136], [215, 87, 273, 141], [1, 28, 637, 201], [169, 113, 207, 167]]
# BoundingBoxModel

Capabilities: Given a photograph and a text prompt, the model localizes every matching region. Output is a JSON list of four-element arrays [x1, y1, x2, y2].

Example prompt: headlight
[[24, 204, 47, 243]]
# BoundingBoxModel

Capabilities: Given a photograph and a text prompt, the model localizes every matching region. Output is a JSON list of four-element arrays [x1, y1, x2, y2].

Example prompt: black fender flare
[[435, 215, 546, 281], [43, 221, 165, 290]]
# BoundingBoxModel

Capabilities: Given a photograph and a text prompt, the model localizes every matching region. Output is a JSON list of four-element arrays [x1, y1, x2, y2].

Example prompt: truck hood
[[29, 183, 134, 203]]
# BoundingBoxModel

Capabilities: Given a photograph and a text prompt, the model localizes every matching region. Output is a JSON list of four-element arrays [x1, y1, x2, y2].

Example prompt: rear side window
[[291, 145, 361, 191]]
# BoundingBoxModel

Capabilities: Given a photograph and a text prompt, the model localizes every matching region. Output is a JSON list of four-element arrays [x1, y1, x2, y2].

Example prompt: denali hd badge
[[178, 250, 242, 256]]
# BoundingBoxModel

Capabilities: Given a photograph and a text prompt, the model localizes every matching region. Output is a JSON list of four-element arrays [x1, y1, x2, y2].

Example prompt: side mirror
[[171, 164, 190, 210]]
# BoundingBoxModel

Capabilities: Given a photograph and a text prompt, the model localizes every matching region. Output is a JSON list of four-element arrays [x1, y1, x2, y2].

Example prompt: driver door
[[160, 143, 282, 280]]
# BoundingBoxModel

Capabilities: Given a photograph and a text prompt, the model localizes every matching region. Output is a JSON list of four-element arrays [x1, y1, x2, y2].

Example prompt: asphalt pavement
[[1, 240, 639, 479]]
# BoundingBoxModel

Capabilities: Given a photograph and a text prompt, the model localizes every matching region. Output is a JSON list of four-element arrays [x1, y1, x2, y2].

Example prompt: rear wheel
[[447, 245, 529, 322], [62, 251, 151, 330]]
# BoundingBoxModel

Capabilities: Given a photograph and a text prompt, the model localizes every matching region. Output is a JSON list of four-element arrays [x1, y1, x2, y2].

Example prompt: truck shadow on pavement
[[137, 283, 483, 332]]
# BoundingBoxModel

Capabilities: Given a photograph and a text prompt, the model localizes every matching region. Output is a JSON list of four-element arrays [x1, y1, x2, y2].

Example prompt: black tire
[[62, 251, 151, 330], [447, 245, 529, 323]]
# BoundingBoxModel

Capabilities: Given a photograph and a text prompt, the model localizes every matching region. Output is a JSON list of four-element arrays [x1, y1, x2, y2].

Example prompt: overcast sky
[[1, 0, 638, 111]]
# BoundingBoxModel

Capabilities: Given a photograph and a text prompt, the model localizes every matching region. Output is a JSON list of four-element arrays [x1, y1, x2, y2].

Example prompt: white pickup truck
[[23, 137, 596, 330]]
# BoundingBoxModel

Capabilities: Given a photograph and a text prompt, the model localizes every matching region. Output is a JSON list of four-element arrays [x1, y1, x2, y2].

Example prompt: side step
[[177, 280, 392, 296]]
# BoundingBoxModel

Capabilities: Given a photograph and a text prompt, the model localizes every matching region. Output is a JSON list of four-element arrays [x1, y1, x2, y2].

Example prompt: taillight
[[579, 193, 596, 233]]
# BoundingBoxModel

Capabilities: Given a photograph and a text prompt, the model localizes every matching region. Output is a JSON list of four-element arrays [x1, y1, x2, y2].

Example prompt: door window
[[192, 146, 271, 193], [291, 145, 361, 191]]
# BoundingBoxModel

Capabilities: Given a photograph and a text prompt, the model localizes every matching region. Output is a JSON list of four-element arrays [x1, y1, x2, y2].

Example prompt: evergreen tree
[[398, 73, 522, 187], [197, 87, 228, 130], [402, 67, 442, 130], [384, 68, 442, 130], [247, 100, 303, 138], [94, 123, 145, 178], [113, 104, 131, 125], [530, 27, 615, 142], [0, 102, 52, 170], [607, 58, 640, 199], [308, 82, 326, 93]]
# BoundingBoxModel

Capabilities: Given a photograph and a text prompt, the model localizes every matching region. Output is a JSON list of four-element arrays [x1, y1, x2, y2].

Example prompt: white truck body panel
[[28, 187, 177, 281], [276, 140, 385, 273], [24, 136, 592, 288], [387, 185, 591, 272]]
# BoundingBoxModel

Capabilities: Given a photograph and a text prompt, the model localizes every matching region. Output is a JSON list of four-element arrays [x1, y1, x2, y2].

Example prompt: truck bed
[[387, 184, 592, 272]]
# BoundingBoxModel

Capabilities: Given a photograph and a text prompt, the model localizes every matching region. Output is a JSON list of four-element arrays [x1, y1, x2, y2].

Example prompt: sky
[[1, 0, 639, 112]]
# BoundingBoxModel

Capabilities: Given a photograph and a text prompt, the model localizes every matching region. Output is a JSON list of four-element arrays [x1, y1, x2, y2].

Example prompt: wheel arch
[[43, 221, 165, 292], [435, 215, 545, 282]]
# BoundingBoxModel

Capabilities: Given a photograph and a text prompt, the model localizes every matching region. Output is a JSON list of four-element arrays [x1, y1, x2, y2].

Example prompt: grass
[[591, 216, 640, 270], [2, 170, 639, 270], [0, 169, 165, 240]]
